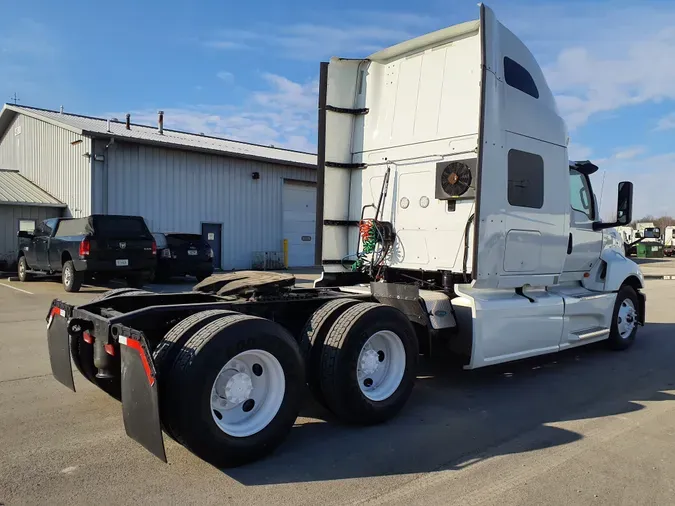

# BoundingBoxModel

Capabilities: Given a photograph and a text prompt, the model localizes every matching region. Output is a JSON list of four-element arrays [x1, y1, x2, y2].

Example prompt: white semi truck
[[45, 3, 645, 468]]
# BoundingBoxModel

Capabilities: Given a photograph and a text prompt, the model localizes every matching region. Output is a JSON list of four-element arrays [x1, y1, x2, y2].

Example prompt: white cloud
[[655, 112, 675, 131], [202, 12, 434, 61], [568, 142, 593, 160], [613, 146, 646, 160], [592, 152, 675, 219], [509, 3, 675, 130], [216, 71, 234, 83], [110, 73, 318, 153]]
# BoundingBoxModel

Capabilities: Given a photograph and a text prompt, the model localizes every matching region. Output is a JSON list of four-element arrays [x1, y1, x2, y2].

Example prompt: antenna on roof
[[60, 105, 64, 114], [10, 92, 20, 105]]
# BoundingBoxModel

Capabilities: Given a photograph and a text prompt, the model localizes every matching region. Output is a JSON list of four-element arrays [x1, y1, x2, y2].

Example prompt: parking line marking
[[0, 282, 34, 295]]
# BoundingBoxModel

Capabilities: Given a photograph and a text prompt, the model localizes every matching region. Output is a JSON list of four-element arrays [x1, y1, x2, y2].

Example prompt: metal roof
[[0, 170, 66, 207], [0, 104, 317, 169]]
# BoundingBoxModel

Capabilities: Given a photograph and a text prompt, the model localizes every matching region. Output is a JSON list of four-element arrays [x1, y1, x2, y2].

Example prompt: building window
[[18, 219, 36, 233], [507, 149, 544, 209], [504, 57, 539, 99]]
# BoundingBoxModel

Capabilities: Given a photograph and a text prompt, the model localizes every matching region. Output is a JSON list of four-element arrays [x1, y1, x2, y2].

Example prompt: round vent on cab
[[434, 158, 477, 201]]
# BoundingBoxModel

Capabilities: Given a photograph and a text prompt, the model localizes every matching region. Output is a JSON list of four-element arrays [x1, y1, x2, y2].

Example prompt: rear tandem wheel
[[160, 313, 305, 467], [317, 302, 419, 425]]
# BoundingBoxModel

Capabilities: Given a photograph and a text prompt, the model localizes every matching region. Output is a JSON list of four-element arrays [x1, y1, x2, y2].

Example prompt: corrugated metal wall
[[0, 114, 91, 217], [98, 141, 317, 269], [0, 205, 63, 267]]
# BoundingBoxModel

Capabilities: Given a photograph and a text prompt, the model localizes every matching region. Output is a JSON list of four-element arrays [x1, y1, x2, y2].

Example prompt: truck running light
[[79, 238, 90, 257], [104, 344, 116, 356], [152, 240, 157, 256]]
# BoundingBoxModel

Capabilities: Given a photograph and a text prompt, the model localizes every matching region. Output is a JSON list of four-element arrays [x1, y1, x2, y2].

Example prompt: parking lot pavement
[[1, 278, 675, 505]]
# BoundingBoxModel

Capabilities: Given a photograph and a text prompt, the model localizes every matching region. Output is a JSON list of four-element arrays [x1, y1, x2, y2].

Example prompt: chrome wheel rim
[[64, 267, 72, 286], [617, 298, 637, 339], [18, 260, 25, 278]]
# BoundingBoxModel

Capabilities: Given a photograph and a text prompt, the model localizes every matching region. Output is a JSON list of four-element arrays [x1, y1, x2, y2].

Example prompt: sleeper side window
[[504, 57, 539, 99], [507, 149, 544, 209]]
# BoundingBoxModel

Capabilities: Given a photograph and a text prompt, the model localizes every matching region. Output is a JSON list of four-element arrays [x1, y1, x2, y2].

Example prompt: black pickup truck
[[17, 214, 157, 292]]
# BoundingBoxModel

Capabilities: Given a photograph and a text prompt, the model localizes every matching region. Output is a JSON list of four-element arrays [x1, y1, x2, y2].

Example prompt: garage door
[[282, 182, 316, 267]]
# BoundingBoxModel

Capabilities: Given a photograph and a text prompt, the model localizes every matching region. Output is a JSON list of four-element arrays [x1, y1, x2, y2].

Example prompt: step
[[568, 326, 610, 342]]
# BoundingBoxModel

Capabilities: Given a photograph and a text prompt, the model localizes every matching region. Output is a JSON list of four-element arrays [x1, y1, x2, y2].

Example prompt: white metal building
[[0, 169, 66, 268], [0, 105, 318, 270]]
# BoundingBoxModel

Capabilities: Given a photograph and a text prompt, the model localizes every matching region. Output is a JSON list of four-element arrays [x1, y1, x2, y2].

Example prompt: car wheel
[[62, 261, 83, 292], [17, 256, 31, 282]]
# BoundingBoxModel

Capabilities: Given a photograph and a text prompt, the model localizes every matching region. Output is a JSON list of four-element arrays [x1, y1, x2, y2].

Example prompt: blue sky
[[2, 0, 675, 217]]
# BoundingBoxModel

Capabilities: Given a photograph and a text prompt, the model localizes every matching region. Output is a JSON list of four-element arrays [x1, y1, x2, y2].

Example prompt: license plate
[[116, 259, 129, 267], [188, 250, 198, 256]]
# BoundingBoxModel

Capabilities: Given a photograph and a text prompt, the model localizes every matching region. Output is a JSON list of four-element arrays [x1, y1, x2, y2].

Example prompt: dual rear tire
[[155, 312, 305, 468], [301, 301, 419, 425], [153, 300, 417, 467]]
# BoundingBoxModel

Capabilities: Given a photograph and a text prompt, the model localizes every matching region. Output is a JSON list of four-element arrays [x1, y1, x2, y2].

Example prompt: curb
[[643, 274, 675, 280]]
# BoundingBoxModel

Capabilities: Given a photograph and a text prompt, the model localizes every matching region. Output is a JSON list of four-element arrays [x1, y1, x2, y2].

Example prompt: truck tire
[[153, 310, 237, 378], [153, 309, 238, 440], [299, 298, 361, 406], [607, 285, 639, 351], [162, 314, 304, 467], [62, 260, 83, 292], [17, 256, 31, 282], [319, 302, 419, 425]]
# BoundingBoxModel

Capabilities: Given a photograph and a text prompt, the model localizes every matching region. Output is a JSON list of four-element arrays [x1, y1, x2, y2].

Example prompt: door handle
[[567, 233, 573, 254]]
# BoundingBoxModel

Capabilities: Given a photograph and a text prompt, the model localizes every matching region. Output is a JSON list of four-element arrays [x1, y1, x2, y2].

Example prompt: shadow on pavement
[[225, 322, 675, 486], [634, 258, 675, 266]]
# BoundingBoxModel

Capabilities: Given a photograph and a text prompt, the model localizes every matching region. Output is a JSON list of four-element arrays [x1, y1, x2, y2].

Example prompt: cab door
[[562, 168, 603, 274]]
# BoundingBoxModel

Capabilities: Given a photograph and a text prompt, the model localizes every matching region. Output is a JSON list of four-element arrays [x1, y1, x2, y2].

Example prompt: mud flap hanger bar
[[114, 324, 167, 463]]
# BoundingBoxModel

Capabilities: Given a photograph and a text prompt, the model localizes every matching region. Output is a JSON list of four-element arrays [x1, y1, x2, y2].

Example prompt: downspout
[[103, 137, 115, 214]]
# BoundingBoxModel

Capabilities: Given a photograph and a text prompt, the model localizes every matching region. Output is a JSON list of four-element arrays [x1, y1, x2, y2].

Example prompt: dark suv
[[18, 214, 157, 292], [152, 233, 214, 282]]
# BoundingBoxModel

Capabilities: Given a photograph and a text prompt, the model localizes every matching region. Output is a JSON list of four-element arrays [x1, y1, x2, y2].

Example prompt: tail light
[[79, 237, 90, 257], [151, 240, 157, 256], [206, 247, 213, 259], [161, 248, 172, 259]]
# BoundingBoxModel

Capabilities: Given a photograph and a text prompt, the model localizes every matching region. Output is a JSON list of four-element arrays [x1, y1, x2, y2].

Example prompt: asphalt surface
[[1, 272, 675, 505]]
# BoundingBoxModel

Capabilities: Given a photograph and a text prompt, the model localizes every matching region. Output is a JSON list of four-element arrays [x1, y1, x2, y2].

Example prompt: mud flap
[[47, 305, 75, 392], [119, 333, 167, 463]]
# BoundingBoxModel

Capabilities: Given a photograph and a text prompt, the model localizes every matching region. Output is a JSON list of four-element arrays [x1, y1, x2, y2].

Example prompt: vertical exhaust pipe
[[158, 110, 164, 135], [125, 113, 131, 130]]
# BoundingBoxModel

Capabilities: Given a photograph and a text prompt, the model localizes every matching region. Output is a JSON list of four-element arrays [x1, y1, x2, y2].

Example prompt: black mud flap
[[46, 303, 75, 392], [119, 331, 167, 463]]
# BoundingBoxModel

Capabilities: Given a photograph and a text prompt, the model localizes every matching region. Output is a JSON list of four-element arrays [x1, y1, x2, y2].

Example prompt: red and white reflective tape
[[118, 335, 155, 386], [47, 307, 66, 329]]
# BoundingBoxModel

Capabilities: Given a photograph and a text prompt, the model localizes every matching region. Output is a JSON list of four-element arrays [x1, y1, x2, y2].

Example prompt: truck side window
[[569, 169, 595, 220], [507, 149, 544, 209], [504, 57, 539, 99]]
